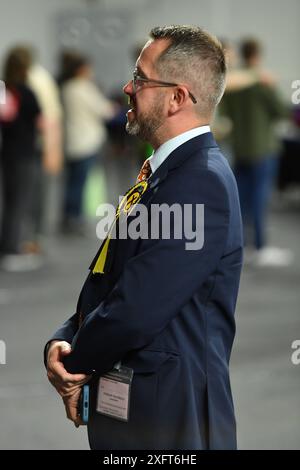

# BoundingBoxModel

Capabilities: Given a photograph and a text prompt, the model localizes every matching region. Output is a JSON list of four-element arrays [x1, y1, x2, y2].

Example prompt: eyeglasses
[[132, 70, 197, 104]]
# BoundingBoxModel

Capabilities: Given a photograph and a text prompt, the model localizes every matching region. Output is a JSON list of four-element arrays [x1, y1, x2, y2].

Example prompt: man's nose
[[123, 79, 133, 96]]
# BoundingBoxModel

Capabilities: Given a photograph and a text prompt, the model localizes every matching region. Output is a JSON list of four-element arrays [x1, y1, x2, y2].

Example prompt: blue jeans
[[234, 155, 278, 250], [64, 155, 95, 221]]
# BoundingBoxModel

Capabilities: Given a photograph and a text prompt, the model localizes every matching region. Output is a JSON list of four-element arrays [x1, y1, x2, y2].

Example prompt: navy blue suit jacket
[[48, 132, 243, 450]]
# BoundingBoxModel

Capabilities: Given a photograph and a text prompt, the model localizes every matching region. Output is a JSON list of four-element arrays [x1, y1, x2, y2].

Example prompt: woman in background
[[61, 53, 114, 234], [0, 47, 42, 271]]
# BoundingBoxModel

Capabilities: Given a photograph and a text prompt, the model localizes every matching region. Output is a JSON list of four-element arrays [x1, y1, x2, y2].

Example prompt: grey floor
[[0, 202, 299, 450]]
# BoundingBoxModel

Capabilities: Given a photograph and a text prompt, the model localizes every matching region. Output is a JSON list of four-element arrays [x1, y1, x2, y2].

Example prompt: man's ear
[[169, 86, 189, 113]]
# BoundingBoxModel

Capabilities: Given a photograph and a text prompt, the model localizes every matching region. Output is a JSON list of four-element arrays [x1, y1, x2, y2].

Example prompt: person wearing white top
[[61, 55, 114, 232]]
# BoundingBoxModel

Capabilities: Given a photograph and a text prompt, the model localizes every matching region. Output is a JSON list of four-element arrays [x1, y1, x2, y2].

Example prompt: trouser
[[64, 155, 95, 221], [234, 155, 278, 250], [0, 157, 39, 254]]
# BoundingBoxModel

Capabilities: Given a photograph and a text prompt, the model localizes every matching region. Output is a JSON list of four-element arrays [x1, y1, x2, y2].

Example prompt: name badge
[[96, 366, 134, 422]]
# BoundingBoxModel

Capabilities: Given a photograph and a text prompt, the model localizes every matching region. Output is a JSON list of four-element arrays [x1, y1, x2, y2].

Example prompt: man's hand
[[63, 387, 85, 428], [46, 341, 91, 427], [46, 341, 91, 397]]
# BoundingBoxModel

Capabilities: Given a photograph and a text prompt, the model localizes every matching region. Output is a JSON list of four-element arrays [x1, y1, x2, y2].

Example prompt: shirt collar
[[148, 125, 210, 174]]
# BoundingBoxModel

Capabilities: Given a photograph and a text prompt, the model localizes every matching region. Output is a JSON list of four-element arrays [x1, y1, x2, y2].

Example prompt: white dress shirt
[[148, 125, 211, 174]]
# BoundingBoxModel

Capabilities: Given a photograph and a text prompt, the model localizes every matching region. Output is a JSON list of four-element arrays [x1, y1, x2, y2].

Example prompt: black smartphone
[[77, 384, 89, 424]]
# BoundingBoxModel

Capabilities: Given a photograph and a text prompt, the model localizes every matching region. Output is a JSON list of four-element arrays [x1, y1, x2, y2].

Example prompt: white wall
[[0, 0, 83, 71], [0, 0, 299, 98]]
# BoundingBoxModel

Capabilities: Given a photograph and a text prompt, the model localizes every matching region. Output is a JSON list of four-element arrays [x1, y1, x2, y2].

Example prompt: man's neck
[[150, 118, 210, 150]]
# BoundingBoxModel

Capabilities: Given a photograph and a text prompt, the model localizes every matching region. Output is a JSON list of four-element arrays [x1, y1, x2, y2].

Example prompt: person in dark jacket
[[0, 46, 41, 270], [45, 25, 243, 450]]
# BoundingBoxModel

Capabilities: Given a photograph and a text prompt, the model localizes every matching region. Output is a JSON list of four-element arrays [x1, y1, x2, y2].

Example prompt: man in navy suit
[[46, 25, 243, 450]]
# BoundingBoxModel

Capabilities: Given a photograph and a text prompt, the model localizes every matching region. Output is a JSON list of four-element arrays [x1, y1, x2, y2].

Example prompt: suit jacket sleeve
[[48, 312, 79, 344], [43, 313, 79, 367], [63, 169, 230, 374]]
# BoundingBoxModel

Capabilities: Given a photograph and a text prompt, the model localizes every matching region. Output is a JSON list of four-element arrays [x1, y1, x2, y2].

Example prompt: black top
[[0, 84, 41, 160]]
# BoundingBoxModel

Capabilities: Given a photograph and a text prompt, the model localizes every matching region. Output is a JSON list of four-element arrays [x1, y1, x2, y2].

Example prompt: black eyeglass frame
[[132, 70, 197, 104]]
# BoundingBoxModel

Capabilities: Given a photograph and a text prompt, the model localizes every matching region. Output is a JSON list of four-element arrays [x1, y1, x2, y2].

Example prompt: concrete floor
[[0, 204, 299, 449]]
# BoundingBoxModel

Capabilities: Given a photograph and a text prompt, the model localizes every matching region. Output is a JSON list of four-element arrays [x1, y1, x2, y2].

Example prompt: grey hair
[[150, 25, 226, 117]]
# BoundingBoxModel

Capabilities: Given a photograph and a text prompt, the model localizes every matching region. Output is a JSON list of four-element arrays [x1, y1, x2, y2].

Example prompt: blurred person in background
[[27, 49, 63, 242], [60, 52, 115, 234], [0, 47, 42, 271], [57, 49, 80, 87], [220, 38, 291, 266], [28, 48, 63, 177], [213, 39, 277, 157], [223, 39, 276, 91]]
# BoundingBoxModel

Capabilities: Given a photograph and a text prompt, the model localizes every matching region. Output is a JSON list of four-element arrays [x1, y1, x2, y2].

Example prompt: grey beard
[[125, 108, 164, 142], [126, 120, 140, 136]]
